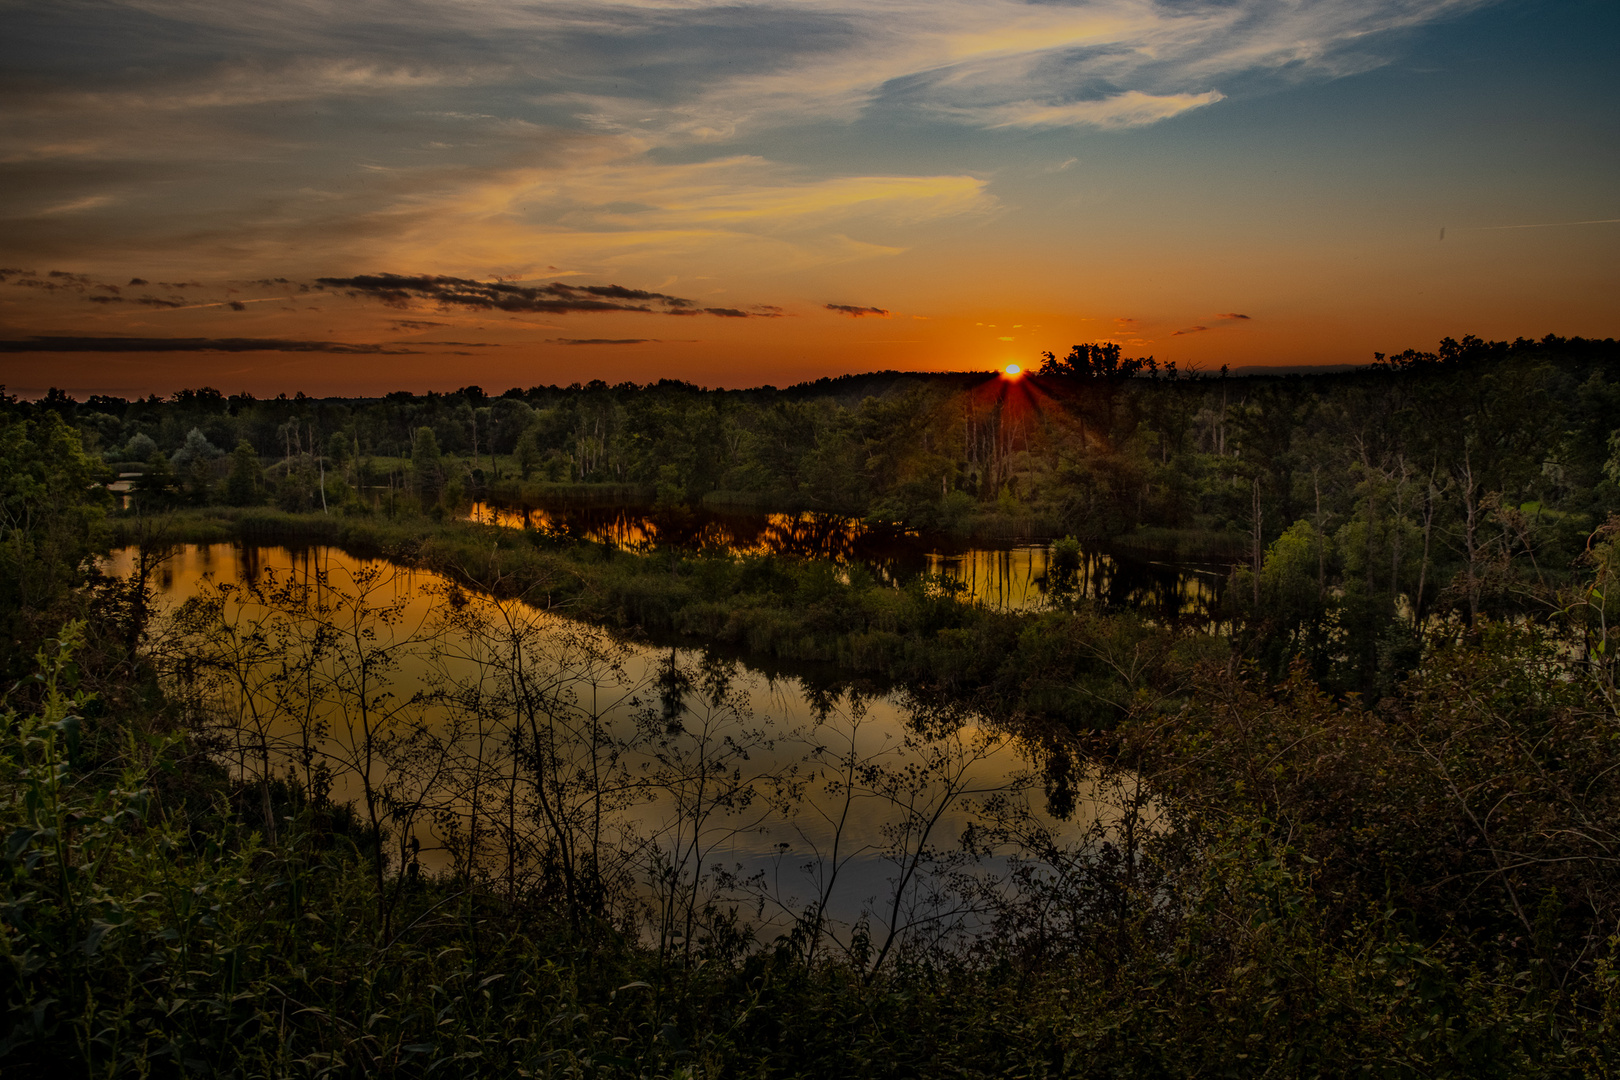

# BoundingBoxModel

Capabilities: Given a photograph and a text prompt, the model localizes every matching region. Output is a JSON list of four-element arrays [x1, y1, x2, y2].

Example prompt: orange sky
[[2, 0, 1615, 396]]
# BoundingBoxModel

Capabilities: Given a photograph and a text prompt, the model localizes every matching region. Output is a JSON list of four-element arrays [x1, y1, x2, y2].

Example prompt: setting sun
[[1004, 363, 1022, 377]]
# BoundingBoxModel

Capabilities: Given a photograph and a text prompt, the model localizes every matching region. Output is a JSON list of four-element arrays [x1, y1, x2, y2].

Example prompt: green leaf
[[83, 920, 116, 956], [4, 827, 37, 862]]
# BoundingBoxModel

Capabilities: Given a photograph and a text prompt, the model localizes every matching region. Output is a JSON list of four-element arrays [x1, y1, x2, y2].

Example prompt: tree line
[[22, 335, 1615, 535]]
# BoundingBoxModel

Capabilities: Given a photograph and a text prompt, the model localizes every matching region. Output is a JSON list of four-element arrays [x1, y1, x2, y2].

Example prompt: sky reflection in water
[[107, 542, 1142, 943]]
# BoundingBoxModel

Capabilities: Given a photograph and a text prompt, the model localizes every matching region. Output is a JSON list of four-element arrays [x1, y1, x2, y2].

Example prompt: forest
[[2, 333, 1619, 1077]]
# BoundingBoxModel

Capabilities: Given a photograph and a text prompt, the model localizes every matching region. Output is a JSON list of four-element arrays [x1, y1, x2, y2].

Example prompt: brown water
[[465, 499, 1228, 618], [109, 542, 1138, 947]]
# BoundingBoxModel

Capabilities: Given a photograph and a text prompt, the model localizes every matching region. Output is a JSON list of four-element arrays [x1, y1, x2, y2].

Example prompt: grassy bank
[[103, 506, 1211, 733], [1110, 526, 1251, 561]]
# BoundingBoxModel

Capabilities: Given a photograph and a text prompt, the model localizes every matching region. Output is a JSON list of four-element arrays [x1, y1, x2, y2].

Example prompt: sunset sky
[[2, 0, 1615, 397]]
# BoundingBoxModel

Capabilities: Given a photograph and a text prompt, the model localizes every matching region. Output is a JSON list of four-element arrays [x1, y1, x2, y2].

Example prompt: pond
[[108, 542, 1149, 957], [466, 499, 1231, 619]]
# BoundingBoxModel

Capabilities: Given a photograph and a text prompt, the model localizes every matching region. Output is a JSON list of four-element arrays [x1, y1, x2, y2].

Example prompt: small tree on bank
[[224, 440, 263, 506], [412, 426, 443, 504]]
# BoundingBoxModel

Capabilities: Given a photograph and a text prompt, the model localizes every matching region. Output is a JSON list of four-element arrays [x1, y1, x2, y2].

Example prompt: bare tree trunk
[[1364, 471, 1378, 596], [1390, 458, 1409, 606], [1415, 472, 1437, 628], [1251, 475, 1263, 607], [1458, 450, 1483, 626], [1313, 469, 1326, 602]]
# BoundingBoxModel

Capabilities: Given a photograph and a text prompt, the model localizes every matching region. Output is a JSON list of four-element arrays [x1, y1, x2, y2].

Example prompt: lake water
[[108, 542, 1143, 954], [466, 499, 1229, 619]]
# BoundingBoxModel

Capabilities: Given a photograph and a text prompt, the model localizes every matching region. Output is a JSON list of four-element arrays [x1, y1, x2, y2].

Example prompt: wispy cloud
[[12, 58, 496, 116], [0, 1, 1488, 251], [226, 142, 985, 290], [1171, 312, 1251, 335], [317, 272, 780, 317], [0, 336, 419, 354], [982, 91, 1223, 130], [36, 195, 117, 216], [826, 303, 890, 317], [661, 0, 1493, 134], [391, 340, 504, 346]]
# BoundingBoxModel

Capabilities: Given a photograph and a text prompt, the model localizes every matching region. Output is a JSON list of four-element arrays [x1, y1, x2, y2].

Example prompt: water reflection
[[108, 543, 1140, 953], [468, 501, 878, 562], [467, 499, 1229, 621]]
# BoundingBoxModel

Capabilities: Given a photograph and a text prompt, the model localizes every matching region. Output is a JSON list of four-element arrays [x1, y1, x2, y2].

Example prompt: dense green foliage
[[4, 343, 1620, 1076], [50, 334, 1620, 543], [0, 409, 109, 668]]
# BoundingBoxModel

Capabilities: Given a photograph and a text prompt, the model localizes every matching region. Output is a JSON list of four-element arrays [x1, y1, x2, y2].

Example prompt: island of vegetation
[[3, 333, 1619, 1076]]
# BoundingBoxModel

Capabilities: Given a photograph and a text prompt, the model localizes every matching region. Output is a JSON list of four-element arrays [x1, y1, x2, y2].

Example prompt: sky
[[1, 0, 1615, 397]]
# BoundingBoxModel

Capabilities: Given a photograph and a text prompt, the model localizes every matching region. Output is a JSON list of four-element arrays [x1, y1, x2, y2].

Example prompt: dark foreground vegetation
[[3, 336, 1620, 1076]]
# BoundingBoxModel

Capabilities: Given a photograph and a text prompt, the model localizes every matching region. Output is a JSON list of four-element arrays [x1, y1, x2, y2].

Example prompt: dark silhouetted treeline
[[22, 334, 1618, 540]]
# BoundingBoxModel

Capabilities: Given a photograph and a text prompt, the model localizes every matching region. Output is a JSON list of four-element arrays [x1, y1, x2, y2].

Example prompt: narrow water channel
[[465, 499, 1230, 618]]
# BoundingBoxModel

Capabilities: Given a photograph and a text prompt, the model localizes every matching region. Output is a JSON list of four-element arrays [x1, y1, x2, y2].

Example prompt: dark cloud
[[671, 304, 783, 318], [2, 270, 196, 312], [316, 272, 770, 318], [78, 294, 189, 308], [7, 273, 80, 291], [825, 303, 890, 318], [1216, 312, 1251, 320], [0, 336, 418, 354], [6, 265, 783, 325], [1171, 326, 1208, 336], [391, 340, 503, 347], [551, 338, 657, 345]]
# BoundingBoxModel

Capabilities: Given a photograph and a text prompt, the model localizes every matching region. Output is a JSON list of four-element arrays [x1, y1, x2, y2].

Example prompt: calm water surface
[[465, 499, 1229, 618], [109, 542, 1134, 943]]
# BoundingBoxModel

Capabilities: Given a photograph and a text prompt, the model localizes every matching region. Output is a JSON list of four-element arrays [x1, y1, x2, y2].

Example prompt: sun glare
[[1004, 363, 1022, 377]]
